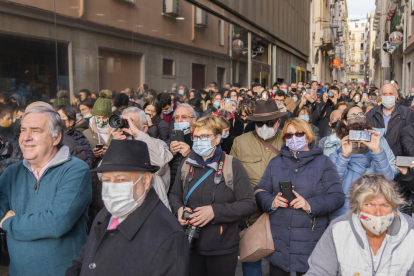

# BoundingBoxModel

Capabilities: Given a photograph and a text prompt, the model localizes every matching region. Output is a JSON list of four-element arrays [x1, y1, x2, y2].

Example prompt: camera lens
[[109, 115, 129, 129]]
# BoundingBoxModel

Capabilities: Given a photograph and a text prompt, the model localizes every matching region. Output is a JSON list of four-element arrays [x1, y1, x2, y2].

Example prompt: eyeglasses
[[240, 114, 251, 119], [174, 115, 194, 121], [347, 112, 365, 119], [191, 133, 217, 141], [255, 120, 277, 128], [284, 131, 305, 139]]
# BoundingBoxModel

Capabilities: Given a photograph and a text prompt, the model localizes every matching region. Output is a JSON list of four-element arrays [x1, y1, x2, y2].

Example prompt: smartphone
[[279, 181, 296, 205], [306, 88, 312, 95], [172, 129, 184, 143], [225, 98, 231, 104], [95, 144, 103, 149], [396, 156, 414, 167], [349, 130, 372, 142]]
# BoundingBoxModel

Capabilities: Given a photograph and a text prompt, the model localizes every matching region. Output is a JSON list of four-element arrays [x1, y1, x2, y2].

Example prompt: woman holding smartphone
[[254, 118, 344, 276]]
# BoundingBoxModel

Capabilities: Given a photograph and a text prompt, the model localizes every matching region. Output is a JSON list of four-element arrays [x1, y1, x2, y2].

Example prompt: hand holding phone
[[279, 181, 296, 205], [172, 129, 185, 142]]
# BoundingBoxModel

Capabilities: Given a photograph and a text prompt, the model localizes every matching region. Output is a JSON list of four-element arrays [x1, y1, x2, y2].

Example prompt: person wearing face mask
[[328, 105, 398, 221], [255, 117, 344, 276], [66, 140, 190, 276], [306, 174, 414, 276], [297, 106, 321, 143], [230, 99, 287, 276], [79, 99, 95, 122], [367, 84, 414, 156], [229, 99, 256, 139], [319, 110, 343, 156], [169, 116, 256, 276], [158, 92, 176, 128], [274, 90, 292, 129], [366, 84, 414, 157], [216, 116, 232, 153], [402, 87, 414, 107], [312, 86, 341, 138]]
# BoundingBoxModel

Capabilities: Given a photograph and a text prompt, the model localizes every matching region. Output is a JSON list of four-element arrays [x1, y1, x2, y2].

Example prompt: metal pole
[[248, 32, 252, 89]]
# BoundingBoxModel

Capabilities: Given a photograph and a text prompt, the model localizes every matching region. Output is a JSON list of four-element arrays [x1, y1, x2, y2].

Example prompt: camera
[[182, 209, 201, 250], [109, 115, 129, 129], [0, 136, 13, 161]]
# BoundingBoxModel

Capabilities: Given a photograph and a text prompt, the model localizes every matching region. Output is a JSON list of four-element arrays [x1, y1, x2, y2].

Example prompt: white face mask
[[382, 96, 396, 109], [359, 211, 394, 236], [84, 113, 93, 119], [257, 124, 276, 140], [102, 174, 146, 218]]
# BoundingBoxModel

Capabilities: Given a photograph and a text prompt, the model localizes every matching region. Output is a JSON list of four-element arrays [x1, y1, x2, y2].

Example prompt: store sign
[[232, 39, 243, 53], [389, 31, 403, 46], [332, 59, 341, 67]]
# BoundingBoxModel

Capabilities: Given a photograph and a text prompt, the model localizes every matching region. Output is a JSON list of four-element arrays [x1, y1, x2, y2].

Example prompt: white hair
[[173, 103, 196, 119], [330, 110, 343, 121], [23, 106, 65, 140], [122, 107, 147, 127]]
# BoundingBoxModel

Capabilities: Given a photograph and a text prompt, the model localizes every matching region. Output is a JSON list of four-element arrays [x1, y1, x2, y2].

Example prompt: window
[[192, 63, 206, 90], [359, 65, 364, 71], [360, 54, 364, 61], [217, 67, 225, 88], [361, 23, 365, 28], [351, 54, 355, 61], [361, 33, 364, 40], [351, 65, 355, 71], [163, 59, 175, 76], [351, 43, 355, 51], [355, 23, 358, 28], [351, 33, 355, 40], [218, 20, 224, 46], [360, 43, 364, 51]]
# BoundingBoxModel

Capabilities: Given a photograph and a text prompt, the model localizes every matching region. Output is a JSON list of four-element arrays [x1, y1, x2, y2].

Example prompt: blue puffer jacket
[[254, 144, 344, 273], [328, 134, 398, 221]]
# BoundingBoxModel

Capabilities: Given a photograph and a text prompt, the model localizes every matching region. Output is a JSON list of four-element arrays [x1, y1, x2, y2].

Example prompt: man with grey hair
[[168, 103, 196, 190], [366, 83, 414, 156], [112, 107, 173, 210], [0, 106, 91, 276]]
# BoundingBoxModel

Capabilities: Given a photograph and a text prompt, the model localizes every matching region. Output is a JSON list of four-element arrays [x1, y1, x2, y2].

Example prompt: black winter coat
[[66, 128, 93, 168], [151, 115, 169, 141], [312, 100, 334, 137], [169, 150, 256, 256], [167, 132, 193, 191], [229, 113, 255, 139], [366, 103, 414, 157], [65, 189, 190, 276], [401, 122, 414, 157]]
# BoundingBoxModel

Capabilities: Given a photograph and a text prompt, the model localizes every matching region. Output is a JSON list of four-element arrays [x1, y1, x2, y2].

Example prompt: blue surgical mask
[[178, 90, 185, 96], [272, 90, 277, 95], [232, 106, 236, 111], [163, 107, 173, 115], [281, 89, 287, 94], [221, 133, 229, 139], [277, 104, 285, 109], [299, 115, 310, 122], [172, 87, 177, 92], [193, 138, 215, 157], [174, 121, 190, 135], [293, 97, 298, 102], [213, 101, 221, 108]]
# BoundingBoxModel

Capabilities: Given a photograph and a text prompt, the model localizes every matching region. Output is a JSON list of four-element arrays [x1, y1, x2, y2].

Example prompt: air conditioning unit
[[195, 7, 208, 27], [163, 0, 179, 17]]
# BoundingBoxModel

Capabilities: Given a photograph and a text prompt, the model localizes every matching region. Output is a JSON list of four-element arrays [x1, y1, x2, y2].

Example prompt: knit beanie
[[52, 90, 71, 107], [92, 90, 113, 117]]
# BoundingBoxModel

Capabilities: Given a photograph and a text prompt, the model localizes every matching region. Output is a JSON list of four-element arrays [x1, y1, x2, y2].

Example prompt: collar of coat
[[23, 145, 71, 172], [375, 103, 401, 119], [95, 188, 160, 241], [185, 150, 225, 171]]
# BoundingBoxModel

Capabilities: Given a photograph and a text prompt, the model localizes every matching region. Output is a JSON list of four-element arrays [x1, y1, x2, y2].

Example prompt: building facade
[[0, 0, 311, 104], [312, 0, 349, 83], [364, 11, 376, 85], [347, 18, 367, 83]]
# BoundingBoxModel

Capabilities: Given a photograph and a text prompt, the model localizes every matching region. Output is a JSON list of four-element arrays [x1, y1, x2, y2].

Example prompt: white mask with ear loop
[[102, 174, 146, 218]]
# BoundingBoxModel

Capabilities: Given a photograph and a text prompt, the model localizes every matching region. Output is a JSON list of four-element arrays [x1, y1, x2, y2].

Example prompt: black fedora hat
[[247, 99, 288, 122], [91, 140, 160, 173]]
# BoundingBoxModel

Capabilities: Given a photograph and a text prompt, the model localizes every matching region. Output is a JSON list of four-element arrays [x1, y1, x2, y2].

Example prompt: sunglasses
[[284, 131, 305, 139], [255, 120, 277, 128]]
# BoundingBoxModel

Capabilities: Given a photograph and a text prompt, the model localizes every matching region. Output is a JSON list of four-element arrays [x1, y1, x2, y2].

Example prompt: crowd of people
[[0, 78, 413, 275]]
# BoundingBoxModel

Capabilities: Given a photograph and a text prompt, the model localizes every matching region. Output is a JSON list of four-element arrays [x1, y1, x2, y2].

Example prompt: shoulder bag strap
[[252, 131, 280, 156], [184, 168, 214, 206]]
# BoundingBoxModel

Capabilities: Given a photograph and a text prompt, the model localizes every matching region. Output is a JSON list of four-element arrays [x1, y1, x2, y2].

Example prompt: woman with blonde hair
[[306, 174, 414, 276], [169, 115, 256, 276], [254, 117, 344, 276]]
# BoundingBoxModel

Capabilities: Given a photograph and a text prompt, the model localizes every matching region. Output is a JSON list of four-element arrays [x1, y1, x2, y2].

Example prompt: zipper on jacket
[[312, 217, 315, 231]]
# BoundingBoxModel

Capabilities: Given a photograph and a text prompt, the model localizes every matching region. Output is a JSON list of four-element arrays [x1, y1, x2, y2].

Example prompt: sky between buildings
[[347, 0, 376, 19]]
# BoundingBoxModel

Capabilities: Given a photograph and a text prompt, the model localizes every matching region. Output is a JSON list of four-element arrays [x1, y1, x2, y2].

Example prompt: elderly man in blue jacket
[[0, 104, 91, 276]]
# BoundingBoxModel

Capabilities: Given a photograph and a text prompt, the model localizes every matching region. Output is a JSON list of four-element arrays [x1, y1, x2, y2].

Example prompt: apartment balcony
[[348, 70, 365, 76], [321, 21, 339, 51], [372, 34, 380, 58]]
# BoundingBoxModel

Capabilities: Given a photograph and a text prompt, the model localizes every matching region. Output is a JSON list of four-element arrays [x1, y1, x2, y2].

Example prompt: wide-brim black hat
[[248, 99, 288, 122], [91, 140, 160, 173]]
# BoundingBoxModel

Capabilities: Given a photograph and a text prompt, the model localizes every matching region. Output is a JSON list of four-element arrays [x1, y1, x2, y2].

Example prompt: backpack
[[181, 154, 234, 192]]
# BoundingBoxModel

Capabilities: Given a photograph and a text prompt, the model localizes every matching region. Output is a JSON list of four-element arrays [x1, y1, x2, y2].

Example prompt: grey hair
[[330, 110, 343, 121], [381, 83, 397, 96], [122, 107, 148, 127], [23, 106, 65, 143], [349, 174, 405, 216], [173, 103, 196, 119]]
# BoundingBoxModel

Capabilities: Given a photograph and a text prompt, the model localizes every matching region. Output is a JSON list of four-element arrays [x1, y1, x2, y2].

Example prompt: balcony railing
[[348, 70, 365, 75]]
